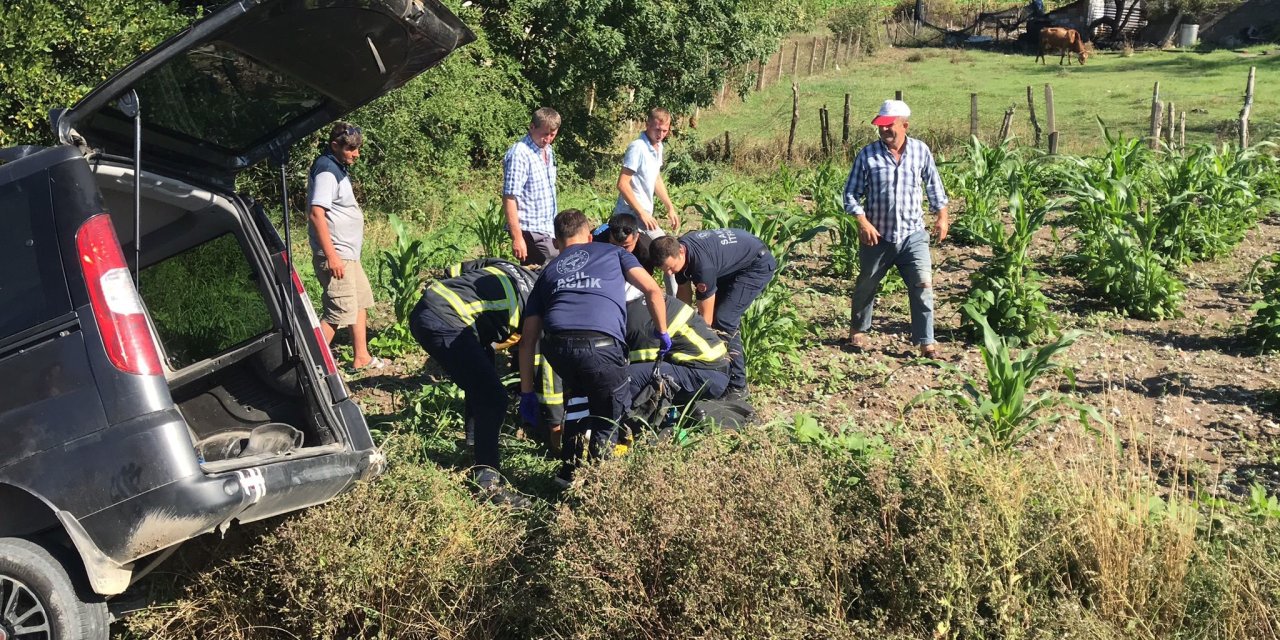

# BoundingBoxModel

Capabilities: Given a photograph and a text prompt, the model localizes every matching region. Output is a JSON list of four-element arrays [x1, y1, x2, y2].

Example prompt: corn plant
[[372, 215, 440, 356], [739, 283, 807, 385], [1149, 143, 1274, 264], [944, 137, 1025, 246], [960, 187, 1057, 341], [691, 195, 826, 271], [1245, 252, 1280, 353], [805, 161, 860, 277], [464, 199, 510, 259], [911, 305, 1103, 450]]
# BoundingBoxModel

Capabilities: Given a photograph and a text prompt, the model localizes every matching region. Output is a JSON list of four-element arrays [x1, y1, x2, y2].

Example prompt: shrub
[[533, 434, 847, 639], [0, 0, 193, 147], [123, 451, 530, 639]]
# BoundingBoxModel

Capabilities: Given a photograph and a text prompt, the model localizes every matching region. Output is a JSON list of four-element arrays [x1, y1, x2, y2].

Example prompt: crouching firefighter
[[624, 293, 730, 407], [409, 258, 536, 503]]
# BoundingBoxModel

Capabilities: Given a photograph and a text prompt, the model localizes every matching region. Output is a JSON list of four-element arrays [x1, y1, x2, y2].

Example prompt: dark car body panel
[[56, 0, 475, 187]]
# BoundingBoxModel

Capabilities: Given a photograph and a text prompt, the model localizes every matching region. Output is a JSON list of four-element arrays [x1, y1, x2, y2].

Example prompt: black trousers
[[712, 252, 777, 389], [541, 331, 631, 462], [409, 311, 504, 470]]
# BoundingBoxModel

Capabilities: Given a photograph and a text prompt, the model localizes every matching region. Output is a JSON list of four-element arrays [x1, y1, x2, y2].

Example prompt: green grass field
[[696, 44, 1280, 157]]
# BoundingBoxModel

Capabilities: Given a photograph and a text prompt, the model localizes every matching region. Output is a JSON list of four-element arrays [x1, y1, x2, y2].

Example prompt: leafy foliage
[[1245, 252, 1280, 353], [372, 215, 454, 356], [464, 199, 512, 259], [0, 0, 193, 146], [912, 305, 1101, 450], [959, 182, 1057, 341]]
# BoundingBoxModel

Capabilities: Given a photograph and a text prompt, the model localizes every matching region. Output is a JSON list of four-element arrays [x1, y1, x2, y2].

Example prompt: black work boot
[[470, 467, 532, 510]]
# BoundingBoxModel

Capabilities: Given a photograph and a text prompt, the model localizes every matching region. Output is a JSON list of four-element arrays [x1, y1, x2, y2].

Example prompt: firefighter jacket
[[625, 295, 729, 369], [421, 259, 536, 345]]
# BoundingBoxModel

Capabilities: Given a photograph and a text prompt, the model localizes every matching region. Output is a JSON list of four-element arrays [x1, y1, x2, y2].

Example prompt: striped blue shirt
[[843, 137, 948, 244], [502, 134, 558, 237]]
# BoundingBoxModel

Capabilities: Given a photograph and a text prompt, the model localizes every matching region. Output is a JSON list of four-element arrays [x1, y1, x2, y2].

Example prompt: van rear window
[[139, 233, 273, 369], [0, 174, 71, 337]]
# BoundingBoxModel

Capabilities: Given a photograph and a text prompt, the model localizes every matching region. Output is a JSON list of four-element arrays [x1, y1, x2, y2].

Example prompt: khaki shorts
[[314, 256, 375, 326]]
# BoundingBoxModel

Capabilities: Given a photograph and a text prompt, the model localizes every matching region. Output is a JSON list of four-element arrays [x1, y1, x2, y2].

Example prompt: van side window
[[139, 233, 273, 369], [0, 174, 69, 337]]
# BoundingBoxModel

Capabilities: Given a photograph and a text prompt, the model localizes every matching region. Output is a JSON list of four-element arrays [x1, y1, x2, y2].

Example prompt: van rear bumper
[[75, 443, 380, 573]]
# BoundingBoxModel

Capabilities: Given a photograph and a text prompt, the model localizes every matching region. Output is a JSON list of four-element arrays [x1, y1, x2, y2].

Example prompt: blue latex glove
[[518, 392, 540, 427], [655, 330, 673, 357]]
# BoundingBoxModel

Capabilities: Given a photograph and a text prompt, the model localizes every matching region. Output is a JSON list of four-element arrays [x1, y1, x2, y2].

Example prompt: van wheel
[[0, 538, 109, 640]]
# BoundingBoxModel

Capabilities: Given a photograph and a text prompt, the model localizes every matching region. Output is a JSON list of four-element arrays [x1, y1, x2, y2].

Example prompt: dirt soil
[[753, 210, 1280, 497]]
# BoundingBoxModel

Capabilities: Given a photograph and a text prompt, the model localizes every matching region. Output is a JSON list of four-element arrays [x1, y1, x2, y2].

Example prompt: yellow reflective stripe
[[629, 347, 660, 362], [446, 263, 462, 278], [668, 305, 694, 334], [671, 322, 727, 363], [480, 267, 520, 330], [536, 353, 563, 406], [429, 281, 475, 325]]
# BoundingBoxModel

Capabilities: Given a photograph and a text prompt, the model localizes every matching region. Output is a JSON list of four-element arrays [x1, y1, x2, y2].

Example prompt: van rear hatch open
[[54, 0, 474, 188]]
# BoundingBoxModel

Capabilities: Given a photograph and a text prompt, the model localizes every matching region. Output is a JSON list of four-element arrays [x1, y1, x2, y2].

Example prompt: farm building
[[1040, 0, 1148, 42]]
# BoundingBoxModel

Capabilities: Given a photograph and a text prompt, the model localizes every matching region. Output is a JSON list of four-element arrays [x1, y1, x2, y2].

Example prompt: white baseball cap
[[872, 99, 911, 126]]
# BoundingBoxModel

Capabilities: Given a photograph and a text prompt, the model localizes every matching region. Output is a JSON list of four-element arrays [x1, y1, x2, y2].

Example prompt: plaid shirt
[[843, 137, 948, 244], [502, 134, 558, 237]]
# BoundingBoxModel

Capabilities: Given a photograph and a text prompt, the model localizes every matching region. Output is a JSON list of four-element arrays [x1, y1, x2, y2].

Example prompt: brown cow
[[1037, 27, 1089, 65]]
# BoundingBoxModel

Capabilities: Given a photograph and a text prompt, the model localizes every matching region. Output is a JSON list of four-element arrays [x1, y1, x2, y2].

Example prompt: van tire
[[0, 537, 109, 640]]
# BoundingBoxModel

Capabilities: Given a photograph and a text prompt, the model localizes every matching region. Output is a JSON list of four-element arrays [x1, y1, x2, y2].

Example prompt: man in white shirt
[[615, 107, 680, 233]]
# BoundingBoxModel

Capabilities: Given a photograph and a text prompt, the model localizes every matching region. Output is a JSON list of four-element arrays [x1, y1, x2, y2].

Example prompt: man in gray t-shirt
[[308, 122, 382, 370]]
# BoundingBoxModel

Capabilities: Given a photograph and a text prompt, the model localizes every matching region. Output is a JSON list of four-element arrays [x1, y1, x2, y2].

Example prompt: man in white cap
[[842, 99, 949, 357]]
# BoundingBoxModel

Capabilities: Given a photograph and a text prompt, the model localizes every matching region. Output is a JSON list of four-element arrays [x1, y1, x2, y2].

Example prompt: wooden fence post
[[819, 107, 829, 155], [718, 82, 727, 107], [808, 38, 817, 75], [1045, 83, 1057, 154], [843, 93, 851, 145], [998, 104, 1016, 141], [1179, 111, 1187, 149], [792, 42, 800, 76], [723, 131, 731, 162], [775, 49, 784, 84], [970, 93, 979, 139], [821, 38, 830, 71], [833, 36, 841, 65], [755, 58, 764, 91], [1165, 101, 1175, 147], [895, 89, 903, 101], [788, 82, 799, 161], [1149, 81, 1161, 150], [1026, 85, 1042, 147], [1240, 66, 1256, 147]]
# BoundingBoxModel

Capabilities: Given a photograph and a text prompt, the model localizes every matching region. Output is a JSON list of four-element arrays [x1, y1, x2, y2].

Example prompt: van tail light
[[281, 253, 338, 376], [76, 214, 162, 376]]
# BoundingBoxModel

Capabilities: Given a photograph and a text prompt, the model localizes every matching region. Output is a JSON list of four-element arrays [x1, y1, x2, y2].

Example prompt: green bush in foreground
[[125, 426, 1280, 640]]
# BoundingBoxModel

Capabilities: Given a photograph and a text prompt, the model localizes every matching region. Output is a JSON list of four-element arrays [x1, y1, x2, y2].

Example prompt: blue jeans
[[850, 229, 935, 346]]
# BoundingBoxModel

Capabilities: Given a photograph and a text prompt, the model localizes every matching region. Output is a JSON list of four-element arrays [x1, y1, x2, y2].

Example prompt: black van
[[0, 1, 473, 637]]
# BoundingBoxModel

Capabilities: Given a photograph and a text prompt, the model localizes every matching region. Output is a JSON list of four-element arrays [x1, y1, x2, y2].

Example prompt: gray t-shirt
[[307, 152, 364, 260]]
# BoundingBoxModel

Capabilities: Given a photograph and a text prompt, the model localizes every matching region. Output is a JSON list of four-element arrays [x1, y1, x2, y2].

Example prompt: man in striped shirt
[[503, 107, 561, 266], [843, 99, 949, 357]]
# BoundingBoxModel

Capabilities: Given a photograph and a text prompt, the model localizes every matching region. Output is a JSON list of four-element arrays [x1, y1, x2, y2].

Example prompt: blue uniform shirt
[[524, 242, 641, 341], [674, 229, 766, 300]]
